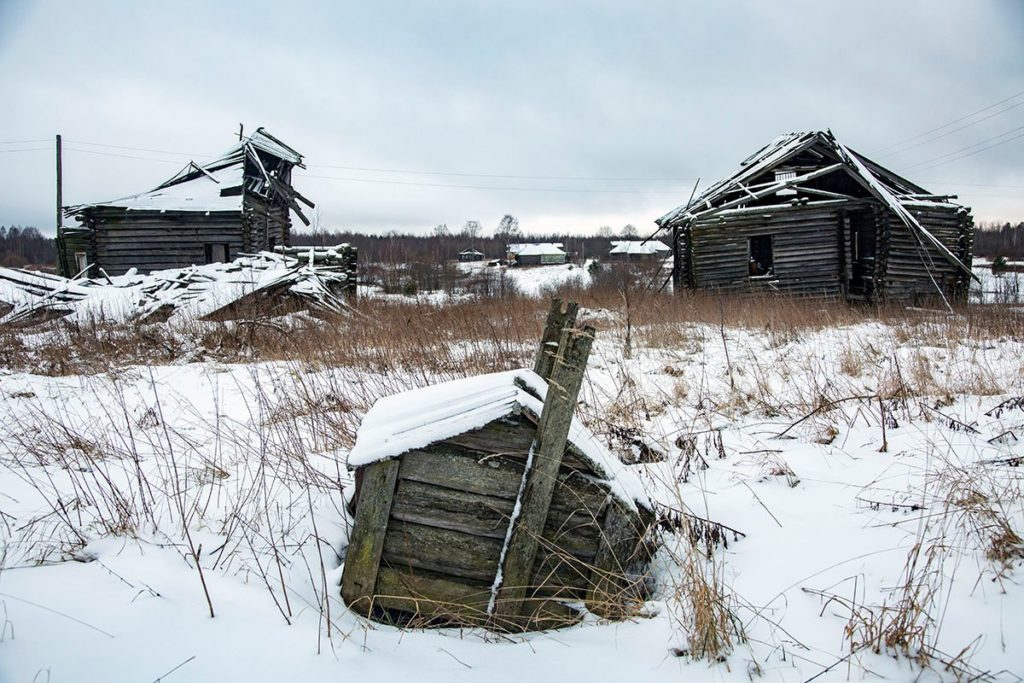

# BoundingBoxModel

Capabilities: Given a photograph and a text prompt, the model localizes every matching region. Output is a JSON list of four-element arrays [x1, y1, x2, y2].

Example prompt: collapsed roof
[[66, 128, 314, 225], [0, 247, 355, 328], [656, 130, 972, 277]]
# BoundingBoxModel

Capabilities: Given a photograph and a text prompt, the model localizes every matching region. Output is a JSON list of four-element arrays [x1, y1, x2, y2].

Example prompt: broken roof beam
[[687, 162, 845, 221], [833, 140, 976, 280]]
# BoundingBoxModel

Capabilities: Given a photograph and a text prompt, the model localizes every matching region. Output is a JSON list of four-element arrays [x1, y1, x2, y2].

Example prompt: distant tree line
[[292, 215, 659, 265], [0, 226, 57, 268], [975, 221, 1024, 259]]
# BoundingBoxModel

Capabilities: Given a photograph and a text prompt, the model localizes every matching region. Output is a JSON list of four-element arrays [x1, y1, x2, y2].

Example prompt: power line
[[0, 138, 51, 145], [877, 98, 1024, 157], [306, 162, 694, 183], [298, 171, 688, 194], [65, 138, 209, 158], [876, 88, 1024, 154], [63, 146, 189, 164], [899, 126, 1024, 173], [0, 146, 51, 153]]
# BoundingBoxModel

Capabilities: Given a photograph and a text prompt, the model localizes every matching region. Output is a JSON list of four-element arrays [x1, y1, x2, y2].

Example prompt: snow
[[0, 251, 352, 326], [348, 368, 650, 511], [609, 240, 671, 256], [98, 162, 243, 212], [1, 311, 1023, 682], [509, 243, 566, 257]]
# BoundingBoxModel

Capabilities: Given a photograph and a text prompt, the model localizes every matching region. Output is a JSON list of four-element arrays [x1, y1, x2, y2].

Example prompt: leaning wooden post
[[493, 323, 595, 626], [533, 298, 579, 381]]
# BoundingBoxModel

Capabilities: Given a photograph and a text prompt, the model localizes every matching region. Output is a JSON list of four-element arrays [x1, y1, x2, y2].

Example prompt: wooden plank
[[340, 458, 401, 615], [382, 519, 503, 582], [493, 324, 596, 622], [390, 478, 513, 539], [398, 446, 524, 500], [373, 566, 492, 624], [586, 501, 645, 617]]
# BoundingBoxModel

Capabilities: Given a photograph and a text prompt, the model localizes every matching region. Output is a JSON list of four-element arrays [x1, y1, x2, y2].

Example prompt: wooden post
[[55, 134, 67, 276], [340, 459, 401, 615], [345, 246, 358, 303], [493, 323, 595, 625], [532, 298, 578, 381]]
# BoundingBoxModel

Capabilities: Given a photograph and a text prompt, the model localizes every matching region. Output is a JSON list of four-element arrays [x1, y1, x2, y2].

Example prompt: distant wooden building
[[458, 248, 486, 262], [60, 128, 313, 277], [608, 239, 670, 261], [656, 131, 975, 303], [509, 243, 568, 266]]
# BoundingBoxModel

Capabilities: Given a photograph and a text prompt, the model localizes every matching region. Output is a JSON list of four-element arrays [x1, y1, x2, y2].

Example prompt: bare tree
[[597, 225, 614, 238], [495, 215, 521, 241], [620, 224, 639, 238]]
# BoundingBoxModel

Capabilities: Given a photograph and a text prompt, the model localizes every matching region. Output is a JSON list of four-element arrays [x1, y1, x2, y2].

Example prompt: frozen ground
[[1, 316, 1022, 682]]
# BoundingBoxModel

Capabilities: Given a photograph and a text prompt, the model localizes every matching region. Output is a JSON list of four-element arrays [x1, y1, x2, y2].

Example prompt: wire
[[877, 98, 1024, 157], [65, 139, 209, 158], [306, 162, 694, 183], [875, 88, 1024, 153], [0, 146, 51, 153], [63, 146, 189, 164], [899, 127, 1024, 173], [298, 171, 688, 194], [0, 138, 51, 145]]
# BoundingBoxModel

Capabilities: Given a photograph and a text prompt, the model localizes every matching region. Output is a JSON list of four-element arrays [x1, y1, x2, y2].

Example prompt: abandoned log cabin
[[656, 131, 975, 303], [59, 128, 314, 277]]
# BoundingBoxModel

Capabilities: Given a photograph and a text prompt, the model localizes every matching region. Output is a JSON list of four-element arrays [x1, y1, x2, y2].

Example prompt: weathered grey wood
[[586, 501, 645, 616], [390, 478, 513, 539], [493, 323, 596, 621], [382, 519, 503, 582], [443, 416, 536, 456], [340, 458, 401, 614], [374, 566, 492, 624], [398, 446, 524, 500], [533, 298, 578, 381]]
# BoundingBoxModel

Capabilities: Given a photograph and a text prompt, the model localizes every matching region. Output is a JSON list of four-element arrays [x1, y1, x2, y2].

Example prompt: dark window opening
[[748, 235, 774, 277], [204, 243, 230, 264]]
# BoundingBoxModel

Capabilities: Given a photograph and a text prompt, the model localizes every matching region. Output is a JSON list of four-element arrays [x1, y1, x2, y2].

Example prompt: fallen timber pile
[[0, 245, 357, 328], [341, 299, 657, 631]]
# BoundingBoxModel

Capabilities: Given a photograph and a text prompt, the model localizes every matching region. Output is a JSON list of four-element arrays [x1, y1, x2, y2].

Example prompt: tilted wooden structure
[[60, 128, 313, 277], [341, 300, 654, 630], [657, 131, 975, 303]]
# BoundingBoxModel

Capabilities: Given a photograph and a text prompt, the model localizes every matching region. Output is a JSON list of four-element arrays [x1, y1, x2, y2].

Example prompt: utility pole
[[55, 134, 66, 276], [238, 123, 244, 141]]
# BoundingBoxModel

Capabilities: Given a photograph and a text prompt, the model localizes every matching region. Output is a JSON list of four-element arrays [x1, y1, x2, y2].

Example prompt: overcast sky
[[1, 0, 1022, 237]]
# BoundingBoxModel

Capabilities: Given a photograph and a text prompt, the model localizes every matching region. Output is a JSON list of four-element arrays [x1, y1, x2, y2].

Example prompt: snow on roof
[[513, 243, 567, 257], [655, 130, 972, 278], [67, 127, 303, 215], [90, 163, 244, 213], [459, 249, 485, 255], [347, 368, 651, 511], [508, 242, 563, 255], [609, 240, 670, 255]]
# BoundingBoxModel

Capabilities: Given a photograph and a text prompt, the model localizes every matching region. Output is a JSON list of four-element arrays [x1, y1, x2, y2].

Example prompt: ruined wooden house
[[341, 301, 654, 631], [59, 128, 313, 277], [656, 131, 975, 303]]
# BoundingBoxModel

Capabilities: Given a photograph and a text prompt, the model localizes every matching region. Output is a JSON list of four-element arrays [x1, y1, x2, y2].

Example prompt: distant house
[[458, 248, 485, 262], [656, 131, 975, 302], [59, 128, 313, 277], [509, 243, 568, 266], [608, 240, 671, 261]]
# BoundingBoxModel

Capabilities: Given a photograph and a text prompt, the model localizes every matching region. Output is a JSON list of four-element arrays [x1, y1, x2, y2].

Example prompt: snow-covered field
[[1, 306, 1023, 682]]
